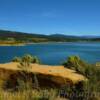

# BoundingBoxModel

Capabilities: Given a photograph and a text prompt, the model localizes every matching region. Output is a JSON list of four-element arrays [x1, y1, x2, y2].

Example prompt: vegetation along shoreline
[[0, 29, 100, 46]]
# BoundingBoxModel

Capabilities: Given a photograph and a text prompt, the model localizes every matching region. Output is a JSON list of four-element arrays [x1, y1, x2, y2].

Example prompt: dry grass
[[0, 62, 86, 84], [0, 62, 87, 100], [0, 89, 68, 100]]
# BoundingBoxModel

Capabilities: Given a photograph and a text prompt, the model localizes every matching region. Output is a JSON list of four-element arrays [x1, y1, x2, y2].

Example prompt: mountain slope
[[0, 30, 100, 43]]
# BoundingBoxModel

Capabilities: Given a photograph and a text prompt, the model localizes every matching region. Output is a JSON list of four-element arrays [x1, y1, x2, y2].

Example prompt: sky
[[0, 0, 100, 36]]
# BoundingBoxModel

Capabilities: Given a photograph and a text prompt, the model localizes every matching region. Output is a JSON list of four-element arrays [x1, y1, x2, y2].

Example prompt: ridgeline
[[0, 30, 100, 45]]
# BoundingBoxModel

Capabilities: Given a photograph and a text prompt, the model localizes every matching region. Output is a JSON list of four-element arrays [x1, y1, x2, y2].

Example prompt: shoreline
[[0, 41, 100, 46], [0, 43, 26, 46]]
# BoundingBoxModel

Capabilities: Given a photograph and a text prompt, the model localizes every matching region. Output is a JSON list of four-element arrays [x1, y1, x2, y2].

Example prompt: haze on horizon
[[0, 0, 100, 36]]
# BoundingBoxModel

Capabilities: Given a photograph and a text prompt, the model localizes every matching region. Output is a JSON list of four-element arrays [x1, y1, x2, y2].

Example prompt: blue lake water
[[0, 42, 100, 65]]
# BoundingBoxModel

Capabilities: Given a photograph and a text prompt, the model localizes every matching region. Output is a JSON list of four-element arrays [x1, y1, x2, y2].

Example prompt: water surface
[[0, 42, 100, 65]]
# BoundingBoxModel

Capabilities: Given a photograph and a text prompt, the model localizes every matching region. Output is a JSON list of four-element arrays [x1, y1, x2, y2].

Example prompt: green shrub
[[32, 56, 40, 64], [12, 54, 40, 64], [12, 56, 21, 62], [22, 54, 34, 63], [63, 55, 90, 75]]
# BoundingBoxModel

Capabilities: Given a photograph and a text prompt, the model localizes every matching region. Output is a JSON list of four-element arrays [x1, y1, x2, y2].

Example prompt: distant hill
[[80, 35, 100, 39], [0, 30, 48, 43], [0, 30, 100, 43], [49, 34, 100, 39], [0, 30, 47, 39], [49, 33, 79, 38]]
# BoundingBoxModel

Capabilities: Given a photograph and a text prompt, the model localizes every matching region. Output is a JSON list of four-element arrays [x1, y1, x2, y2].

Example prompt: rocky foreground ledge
[[0, 62, 87, 88]]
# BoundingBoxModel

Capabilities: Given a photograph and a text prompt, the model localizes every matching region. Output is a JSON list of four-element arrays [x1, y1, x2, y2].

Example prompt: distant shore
[[0, 43, 26, 46], [0, 41, 100, 46], [0, 42, 65, 46]]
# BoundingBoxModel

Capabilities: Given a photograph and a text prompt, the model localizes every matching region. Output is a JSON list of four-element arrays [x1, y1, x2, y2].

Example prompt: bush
[[63, 55, 90, 75], [12, 54, 40, 64], [22, 54, 34, 63], [17, 55, 40, 91], [32, 56, 40, 64], [63, 55, 100, 100], [12, 56, 21, 62], [22, 54, 40, 64]]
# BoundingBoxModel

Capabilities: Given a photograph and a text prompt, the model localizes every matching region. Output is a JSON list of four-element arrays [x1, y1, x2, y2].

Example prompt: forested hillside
[[0, 30, 100, 43]]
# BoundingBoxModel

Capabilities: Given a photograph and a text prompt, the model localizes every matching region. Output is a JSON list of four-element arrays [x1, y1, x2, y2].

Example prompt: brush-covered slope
[[0, 62, 86, 89]]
